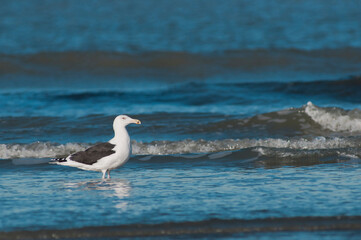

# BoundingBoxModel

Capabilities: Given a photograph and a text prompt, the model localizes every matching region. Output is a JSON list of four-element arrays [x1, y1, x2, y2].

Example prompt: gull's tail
[[49, 157, 67, 164]]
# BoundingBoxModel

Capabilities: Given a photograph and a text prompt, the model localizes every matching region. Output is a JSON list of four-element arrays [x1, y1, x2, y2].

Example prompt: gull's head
[[114, 115, 141, 129]]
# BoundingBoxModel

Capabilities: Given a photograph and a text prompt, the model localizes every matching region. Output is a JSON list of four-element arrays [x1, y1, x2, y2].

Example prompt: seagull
[[51, 115, 141, 179]]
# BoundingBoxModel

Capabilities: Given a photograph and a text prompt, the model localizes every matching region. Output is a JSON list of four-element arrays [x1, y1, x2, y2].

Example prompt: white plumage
[[51, 115, 141, 179]]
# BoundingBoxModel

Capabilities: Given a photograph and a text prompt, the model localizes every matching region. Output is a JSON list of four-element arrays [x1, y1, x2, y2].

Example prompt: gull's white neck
[[109, 125, 130, 145]]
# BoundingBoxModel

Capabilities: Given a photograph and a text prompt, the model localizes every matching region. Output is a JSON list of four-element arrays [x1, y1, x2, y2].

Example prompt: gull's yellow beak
[[134, 119, 141, 125]]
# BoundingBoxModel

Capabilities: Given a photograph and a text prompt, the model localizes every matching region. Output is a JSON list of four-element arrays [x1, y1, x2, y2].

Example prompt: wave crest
[[305, 102, 361, 132], [0, 142, 88, 159], [132, 137, 358, 155], [0, 137, 359, 160]]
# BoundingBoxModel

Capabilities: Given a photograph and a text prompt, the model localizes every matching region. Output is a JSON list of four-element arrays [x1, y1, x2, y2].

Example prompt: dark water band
[[2, 216, 361, 239]]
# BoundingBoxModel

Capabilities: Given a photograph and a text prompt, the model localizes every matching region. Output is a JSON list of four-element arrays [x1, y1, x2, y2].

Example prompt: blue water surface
[[1, 1, 361, 239]]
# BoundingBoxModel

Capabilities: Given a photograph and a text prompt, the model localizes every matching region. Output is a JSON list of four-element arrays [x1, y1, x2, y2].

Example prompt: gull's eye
[[122, 117, 126, 120]]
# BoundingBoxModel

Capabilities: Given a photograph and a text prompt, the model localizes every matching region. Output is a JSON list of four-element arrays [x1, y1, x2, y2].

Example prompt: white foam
[[131, 137, 358, 155], [0, 137, 358, 160], [305, 101, 361, 132], [338, 153, 360, 160], [0, 142, 87, 159]]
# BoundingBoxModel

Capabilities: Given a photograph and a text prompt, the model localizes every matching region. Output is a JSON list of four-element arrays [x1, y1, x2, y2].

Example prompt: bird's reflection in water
[[64, 179, 131, 210]]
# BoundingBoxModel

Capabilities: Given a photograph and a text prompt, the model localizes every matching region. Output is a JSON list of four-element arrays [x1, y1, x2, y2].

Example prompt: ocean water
[[1, 0, 361, 239]]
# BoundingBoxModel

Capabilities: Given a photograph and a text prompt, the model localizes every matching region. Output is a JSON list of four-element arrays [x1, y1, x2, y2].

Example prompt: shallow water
[[1, 0, 361, 239], [2, 160, 361, 231]]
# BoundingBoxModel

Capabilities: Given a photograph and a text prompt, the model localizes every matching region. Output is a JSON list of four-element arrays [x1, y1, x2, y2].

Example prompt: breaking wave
[[195, 101, 361, 138], [0, 142, 88, 159], [0, 136, 360, 160], [132, 137, 359, 155], [1, 102, 361, 166], [305, 101, 361, 132]]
